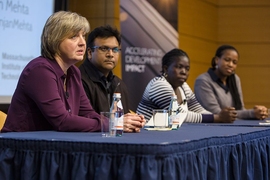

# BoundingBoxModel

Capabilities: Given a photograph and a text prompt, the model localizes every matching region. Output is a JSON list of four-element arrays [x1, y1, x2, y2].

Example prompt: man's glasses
[[91, 46, 121, 53]]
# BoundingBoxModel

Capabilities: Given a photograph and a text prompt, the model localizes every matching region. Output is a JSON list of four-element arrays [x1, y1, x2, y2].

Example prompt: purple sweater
[[2, 56, 101, 132]]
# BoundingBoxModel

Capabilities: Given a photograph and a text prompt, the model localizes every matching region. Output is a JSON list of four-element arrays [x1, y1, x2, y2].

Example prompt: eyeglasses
[[91, 46, 121, 53]]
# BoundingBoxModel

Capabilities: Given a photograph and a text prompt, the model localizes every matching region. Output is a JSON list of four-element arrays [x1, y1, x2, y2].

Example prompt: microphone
[[65, 92, 69, 99]]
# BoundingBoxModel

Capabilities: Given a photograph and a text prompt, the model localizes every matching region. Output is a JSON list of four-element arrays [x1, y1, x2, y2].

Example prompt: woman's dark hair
[[211, 45, 239, 69], [161, 48, 189, 73], [211, 45, 242, 110]]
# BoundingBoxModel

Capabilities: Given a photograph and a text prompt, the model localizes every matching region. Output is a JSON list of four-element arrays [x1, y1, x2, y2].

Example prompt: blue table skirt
[[0, 122, 270, 180]]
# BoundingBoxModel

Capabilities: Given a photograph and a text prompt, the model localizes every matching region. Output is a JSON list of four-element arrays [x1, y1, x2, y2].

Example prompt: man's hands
[[123, 113, 146, 133]]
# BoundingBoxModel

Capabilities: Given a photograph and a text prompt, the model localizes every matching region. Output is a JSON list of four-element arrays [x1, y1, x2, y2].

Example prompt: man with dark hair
[[79, 25, 145, 132]]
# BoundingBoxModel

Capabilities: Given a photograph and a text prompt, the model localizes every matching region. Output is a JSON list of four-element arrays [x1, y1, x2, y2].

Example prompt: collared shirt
[[207, 68, 229, 93], [2, 56, 101, 132], [97, 69, 113, 89], [98, 70, 113, 105]]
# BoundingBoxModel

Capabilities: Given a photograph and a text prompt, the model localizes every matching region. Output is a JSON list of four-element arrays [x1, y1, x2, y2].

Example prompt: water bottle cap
[[113, 93, 121, 98]]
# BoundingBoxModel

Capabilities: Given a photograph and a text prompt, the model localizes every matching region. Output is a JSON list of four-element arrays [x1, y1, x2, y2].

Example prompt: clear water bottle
[[110, 93, 124, 136], [168, 94, 179, 130]]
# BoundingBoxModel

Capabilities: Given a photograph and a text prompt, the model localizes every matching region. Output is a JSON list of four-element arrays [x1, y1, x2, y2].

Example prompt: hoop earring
[[163, 72, 168, 78]]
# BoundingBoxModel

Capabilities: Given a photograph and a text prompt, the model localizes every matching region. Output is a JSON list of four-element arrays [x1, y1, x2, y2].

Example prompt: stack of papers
[[259, 120, 270, 125], [145, 127, 172, 131]]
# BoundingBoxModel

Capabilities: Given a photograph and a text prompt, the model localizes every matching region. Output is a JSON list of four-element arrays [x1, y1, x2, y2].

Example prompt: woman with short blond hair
[[2, 11, 101, 132]]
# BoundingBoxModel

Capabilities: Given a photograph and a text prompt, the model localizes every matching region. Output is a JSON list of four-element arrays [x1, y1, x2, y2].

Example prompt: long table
[[0, 120, 270, 180]]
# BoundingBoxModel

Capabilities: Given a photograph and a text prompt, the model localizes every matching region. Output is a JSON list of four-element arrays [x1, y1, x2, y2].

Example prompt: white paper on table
[[145, 113, 168, 127], [145, 116, 154, 127], [145, 112, 187, 127], [154, 112, 168, 126], [177, 113, 187, 127], [259, 122, 270, 126]]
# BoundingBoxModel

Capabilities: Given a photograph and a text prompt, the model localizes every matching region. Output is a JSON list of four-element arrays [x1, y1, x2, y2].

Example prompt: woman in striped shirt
[[136, 48, 237, 123]]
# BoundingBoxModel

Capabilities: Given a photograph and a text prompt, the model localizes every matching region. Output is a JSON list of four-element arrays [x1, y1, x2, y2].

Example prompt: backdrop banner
[[120, 0, 179, 111]]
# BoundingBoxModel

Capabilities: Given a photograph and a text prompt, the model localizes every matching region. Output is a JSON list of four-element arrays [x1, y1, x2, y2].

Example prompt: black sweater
[[79, 59, 130, 114]]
